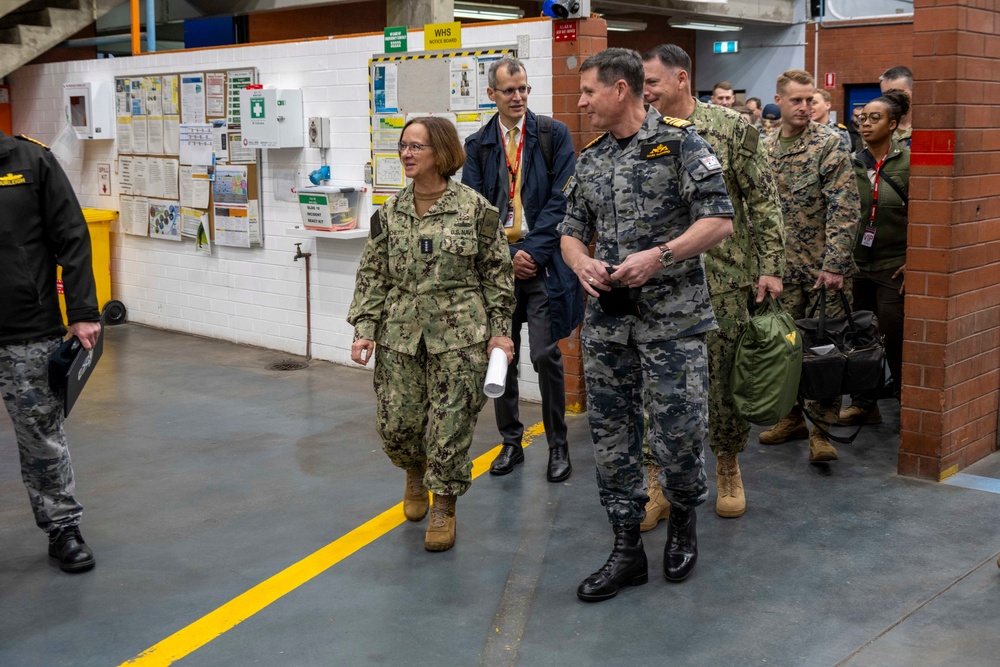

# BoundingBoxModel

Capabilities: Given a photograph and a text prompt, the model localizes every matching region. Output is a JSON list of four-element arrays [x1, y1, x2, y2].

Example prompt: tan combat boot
[[759, 408, 809, 445], [404, 466, 429, 521], [424, 494, 457, 552], [640, 463, 670, 532], [838, 403, 882, 426], [809, 428, 839, 462], [716, 453, 746, 518]]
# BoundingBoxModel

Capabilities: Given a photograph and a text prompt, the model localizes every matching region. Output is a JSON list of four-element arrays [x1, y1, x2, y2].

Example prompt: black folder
[[48, 326, 104, 417]]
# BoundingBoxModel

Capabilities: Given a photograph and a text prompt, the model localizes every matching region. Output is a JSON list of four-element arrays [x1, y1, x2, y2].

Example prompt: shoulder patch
[[479, 206, 500, 237], [582, 132, 607, 153], [740, 125, 759, 155], [659, 116, 694, 129], [17, 134, 49, 150], [369, 209, 383, 238], [641, 140, 681, 159]]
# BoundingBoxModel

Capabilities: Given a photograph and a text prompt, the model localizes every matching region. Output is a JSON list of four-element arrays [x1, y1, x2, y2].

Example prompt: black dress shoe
[[577, 524, 648, 602], [546, 444, 572, 482], [48, 525, 95, 573], [490, 444, 524, 475], [663, 505, 697, 582]]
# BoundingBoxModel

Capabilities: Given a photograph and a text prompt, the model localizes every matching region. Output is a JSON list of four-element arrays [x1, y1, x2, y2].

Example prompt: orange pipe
[[131, 0, 140, 55]]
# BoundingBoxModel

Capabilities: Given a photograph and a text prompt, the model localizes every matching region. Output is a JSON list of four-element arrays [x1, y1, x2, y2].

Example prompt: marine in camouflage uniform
[[347, 180, 514, 497], [559, 107, 734, 528], [0, 130, 101, 572], [762, 120, 861, 450]]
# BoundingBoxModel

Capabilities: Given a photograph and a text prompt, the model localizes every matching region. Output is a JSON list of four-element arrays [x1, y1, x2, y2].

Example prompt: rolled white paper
[[483, 347, 509, 398]]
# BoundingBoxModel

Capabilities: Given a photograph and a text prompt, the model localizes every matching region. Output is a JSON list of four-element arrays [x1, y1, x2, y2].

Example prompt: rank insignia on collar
[[642, 141, 680, 159]]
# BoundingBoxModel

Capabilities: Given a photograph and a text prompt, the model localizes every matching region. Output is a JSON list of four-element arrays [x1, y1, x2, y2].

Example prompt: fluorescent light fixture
[[454, 2, 525, 20], [606, 19, 648, 32], [669, 20, 742, 32]]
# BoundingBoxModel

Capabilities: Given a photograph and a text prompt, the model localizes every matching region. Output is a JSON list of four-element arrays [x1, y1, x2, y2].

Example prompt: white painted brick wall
[[10, 20, 556, 401]]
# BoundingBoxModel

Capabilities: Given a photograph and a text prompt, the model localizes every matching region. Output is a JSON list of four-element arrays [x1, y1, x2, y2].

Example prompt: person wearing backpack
[[462, 57, 582, 483]]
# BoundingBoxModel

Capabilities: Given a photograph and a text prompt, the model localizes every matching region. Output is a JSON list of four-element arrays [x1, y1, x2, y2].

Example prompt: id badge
[[504, 207, 515, 229], [861, 226, 876, 248]]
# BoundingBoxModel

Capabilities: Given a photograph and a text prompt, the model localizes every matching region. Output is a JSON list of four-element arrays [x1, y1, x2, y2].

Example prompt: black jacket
[[461, 110, 583, 340], [0, 131, 99, 344]]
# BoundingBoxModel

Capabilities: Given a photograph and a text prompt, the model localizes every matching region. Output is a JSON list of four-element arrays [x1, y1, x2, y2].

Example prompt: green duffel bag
[[731, 295, 803, 426]]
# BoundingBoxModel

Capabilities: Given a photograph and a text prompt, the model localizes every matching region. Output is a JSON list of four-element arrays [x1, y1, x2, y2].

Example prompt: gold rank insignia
[[17, 134, 49, 149], [0, 172, 27, 186], [659, 116, 693, 129], [581, 132, 607, 152]]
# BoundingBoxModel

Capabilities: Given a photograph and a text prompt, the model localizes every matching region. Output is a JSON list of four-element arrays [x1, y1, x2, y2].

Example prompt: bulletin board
[[113, 68, 263, 252], [368, 47, 515, 205]]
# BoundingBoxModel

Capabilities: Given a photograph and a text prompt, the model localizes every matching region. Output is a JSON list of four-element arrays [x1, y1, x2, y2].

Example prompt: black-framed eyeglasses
[[856, 112, 884, 124], [495, 85, 531, 98], [397, 141, 430, 154]]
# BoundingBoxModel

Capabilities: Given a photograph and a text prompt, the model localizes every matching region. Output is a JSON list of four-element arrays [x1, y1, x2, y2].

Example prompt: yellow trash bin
[[58, 208, 118, 325]]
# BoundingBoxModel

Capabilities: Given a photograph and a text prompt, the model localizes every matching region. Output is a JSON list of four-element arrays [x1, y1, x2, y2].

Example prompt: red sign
[[553, 20, 577, 42], [910, 130, 956, 167], [824, 73, 835, 89]]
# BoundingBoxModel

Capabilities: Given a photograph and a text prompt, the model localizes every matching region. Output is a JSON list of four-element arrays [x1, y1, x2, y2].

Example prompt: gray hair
[[488, 57, 526, 89]]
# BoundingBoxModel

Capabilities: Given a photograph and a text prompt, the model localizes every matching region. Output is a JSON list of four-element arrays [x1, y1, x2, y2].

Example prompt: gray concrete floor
[[1, 324, 999, 666]]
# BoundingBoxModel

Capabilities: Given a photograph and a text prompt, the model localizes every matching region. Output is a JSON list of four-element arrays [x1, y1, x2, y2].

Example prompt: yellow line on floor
[[120, 422, 547, 667]]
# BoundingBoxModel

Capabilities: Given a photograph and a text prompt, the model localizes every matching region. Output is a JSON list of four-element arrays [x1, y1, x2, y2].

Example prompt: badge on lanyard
[[420, 238, 433, 254], [861, 226, 876, 248], [504, 208, 515, 229]]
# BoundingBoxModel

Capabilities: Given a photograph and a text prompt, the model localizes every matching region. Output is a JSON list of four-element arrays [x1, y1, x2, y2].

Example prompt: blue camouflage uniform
[[559, 108, 734, 526]]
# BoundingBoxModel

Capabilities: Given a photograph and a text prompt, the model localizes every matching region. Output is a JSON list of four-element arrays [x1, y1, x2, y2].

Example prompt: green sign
[[384, 26, 407, 53], [250, 97, 265, 119]]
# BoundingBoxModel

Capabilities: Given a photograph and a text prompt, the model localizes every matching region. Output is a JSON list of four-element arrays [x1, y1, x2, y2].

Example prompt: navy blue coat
[[462, 110, 583, 341]]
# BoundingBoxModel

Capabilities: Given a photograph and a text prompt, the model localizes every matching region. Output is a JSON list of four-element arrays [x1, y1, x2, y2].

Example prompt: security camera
[[542, 0, 588, 19]]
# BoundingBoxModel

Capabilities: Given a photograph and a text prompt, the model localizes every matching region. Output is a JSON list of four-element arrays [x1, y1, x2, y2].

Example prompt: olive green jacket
[[852, 138, 909, 272]]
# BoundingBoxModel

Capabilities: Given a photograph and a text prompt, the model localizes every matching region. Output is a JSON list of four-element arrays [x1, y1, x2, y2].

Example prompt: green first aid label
[[299, 194, 328, 206], [251, 98, 265, 119]]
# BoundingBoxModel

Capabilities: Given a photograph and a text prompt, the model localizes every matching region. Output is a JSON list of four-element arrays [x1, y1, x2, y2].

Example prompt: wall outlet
[[308, 117, 330, 149]]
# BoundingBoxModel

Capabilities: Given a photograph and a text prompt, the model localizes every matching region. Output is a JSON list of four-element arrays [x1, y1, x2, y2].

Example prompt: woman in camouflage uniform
[[348, 117, 515, 552]]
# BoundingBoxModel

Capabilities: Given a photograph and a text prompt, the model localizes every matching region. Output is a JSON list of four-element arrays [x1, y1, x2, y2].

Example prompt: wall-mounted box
[[63, 82, 115, 140], [297, 185, 361, 232], [239, 88, 303, 149]]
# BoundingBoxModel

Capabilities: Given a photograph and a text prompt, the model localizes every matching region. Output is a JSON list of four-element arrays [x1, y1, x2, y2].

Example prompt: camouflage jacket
[[559, 107, 735, 345], [688, 99, 785, 294], [763, 121, 861, 284], [826, 120, 853, 154], [347, 181, 515, 355]]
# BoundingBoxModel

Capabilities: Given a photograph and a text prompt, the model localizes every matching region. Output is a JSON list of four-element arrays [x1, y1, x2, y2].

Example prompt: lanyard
[[869, 154, 886, 225], [504, 126, 526, 200]]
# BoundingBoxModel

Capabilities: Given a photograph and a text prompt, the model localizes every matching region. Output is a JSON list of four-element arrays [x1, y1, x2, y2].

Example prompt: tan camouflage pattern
[[559, 107, 735, 345], [0, 336, 84, 532], [688, 100, 785, 293], [348, 180, 515, 354], [373, 339, 488, 497], [763, 121, 861, 285]]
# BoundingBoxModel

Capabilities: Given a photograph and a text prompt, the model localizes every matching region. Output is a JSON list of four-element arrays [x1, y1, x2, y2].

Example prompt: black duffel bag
[[796, 287, 886, 402]]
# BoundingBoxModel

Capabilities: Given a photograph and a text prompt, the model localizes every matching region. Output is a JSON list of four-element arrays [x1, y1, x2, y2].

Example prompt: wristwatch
[[658, 243, 675, 268]]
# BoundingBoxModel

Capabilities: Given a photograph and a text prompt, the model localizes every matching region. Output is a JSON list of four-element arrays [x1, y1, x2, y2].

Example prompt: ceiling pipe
[[146, 0, 157, 52], [62, 33, 146, 47]]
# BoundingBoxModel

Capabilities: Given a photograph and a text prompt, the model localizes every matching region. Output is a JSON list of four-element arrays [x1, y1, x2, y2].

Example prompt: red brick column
[[552, 18, 606, 412], [900, 0, 1000, 479]]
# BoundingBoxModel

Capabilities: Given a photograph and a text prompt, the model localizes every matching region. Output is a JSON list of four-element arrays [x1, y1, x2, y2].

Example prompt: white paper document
[[179, 124, 214, 167], [181, 74, 206, 124], [213, 204, 250, 248], [179, 165, 211, 208], [132, 116, 148, 155]]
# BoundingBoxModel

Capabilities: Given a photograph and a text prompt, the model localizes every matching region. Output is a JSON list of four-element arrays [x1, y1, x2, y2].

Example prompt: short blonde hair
[[401, 116, 466, 178], [776, 70, 814, 94]]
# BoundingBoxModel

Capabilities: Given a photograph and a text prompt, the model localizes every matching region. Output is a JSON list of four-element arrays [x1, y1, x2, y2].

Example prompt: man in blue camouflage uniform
[[760, 70, 860, 462], [559, 49, 734, 602], [0, 130, 101, 573], [641, 44, 785, 523], [812, 90, 853, 154]]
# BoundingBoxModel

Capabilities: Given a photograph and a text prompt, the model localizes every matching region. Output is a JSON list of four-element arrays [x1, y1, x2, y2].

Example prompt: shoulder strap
[[537, 114, 555, 181], [878, 169, 908, 206]]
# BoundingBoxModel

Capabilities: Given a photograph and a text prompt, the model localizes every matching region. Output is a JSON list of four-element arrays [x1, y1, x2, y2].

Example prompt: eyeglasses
[[494, 85, 531, 98], [856, 112, 884, 124], [397, 141, 431, 154]]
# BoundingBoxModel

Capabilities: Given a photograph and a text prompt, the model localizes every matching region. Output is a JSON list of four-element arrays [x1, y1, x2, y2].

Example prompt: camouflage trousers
[[374, 339, 488, 497], [583, 334, 709, 527], [782, 282, 853, 423], [0, 336, 84, 533], [643, 287, 752, 465]]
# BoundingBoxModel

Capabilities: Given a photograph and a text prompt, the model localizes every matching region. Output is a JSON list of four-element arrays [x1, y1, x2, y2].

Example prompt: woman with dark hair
[[347, 116, 515, 552], [839, 90, 910, 426]]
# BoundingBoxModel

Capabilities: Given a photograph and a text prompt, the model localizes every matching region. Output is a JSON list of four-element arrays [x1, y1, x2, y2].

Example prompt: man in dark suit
[[462, 57, 581, 482]]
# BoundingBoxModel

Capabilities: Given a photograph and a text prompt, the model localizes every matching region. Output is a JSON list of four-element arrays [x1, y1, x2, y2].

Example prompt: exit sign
[[713, 41, 739, 54]]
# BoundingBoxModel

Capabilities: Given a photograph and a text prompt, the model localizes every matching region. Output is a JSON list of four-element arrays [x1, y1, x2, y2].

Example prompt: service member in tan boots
[[348, 117, 515, 552], [760, 70, 860, 462], [640, 45, 785, 520]]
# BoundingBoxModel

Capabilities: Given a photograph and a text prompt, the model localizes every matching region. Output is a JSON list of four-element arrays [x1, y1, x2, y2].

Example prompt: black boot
[[663, 505, 697, 582], [48, 525, 96, 573], [546, 444, 572, 482], [577, 524, 648, 602]]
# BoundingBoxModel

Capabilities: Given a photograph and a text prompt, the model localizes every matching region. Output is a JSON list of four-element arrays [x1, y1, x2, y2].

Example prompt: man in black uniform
[[0, 130, 101, 572]]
